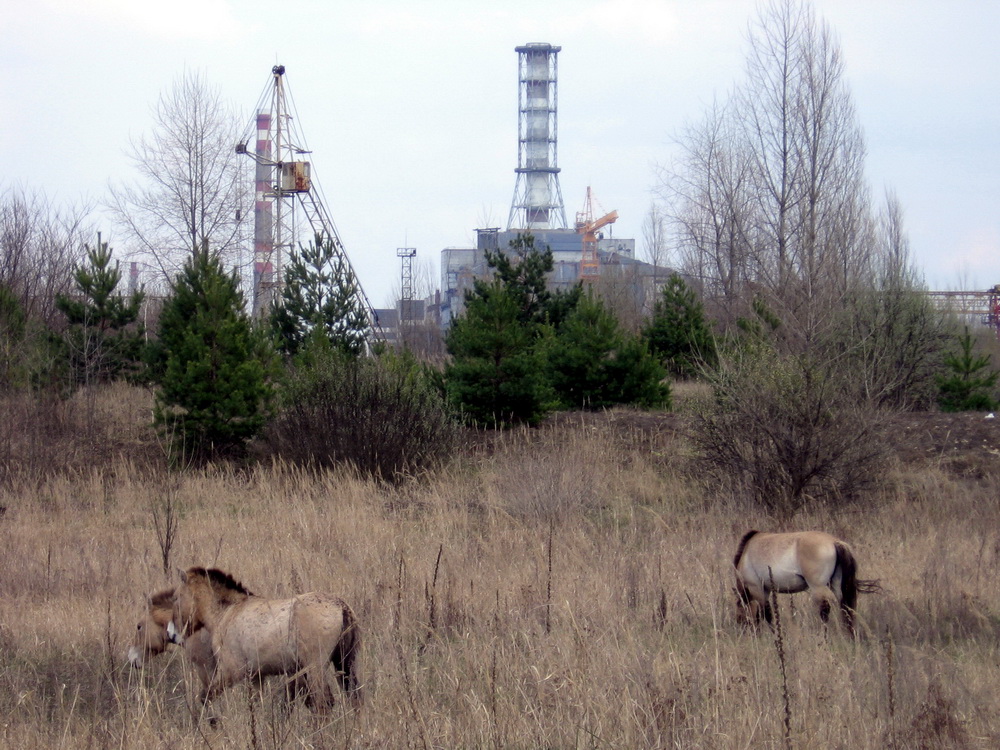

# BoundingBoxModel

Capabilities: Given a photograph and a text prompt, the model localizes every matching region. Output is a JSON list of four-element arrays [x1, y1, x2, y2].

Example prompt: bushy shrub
[[264, 347, 458, 481], [692, 344, 891, 515]]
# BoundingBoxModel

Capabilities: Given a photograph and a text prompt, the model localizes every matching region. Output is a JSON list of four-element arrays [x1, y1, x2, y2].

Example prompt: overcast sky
[[4, 0, 998, 307]]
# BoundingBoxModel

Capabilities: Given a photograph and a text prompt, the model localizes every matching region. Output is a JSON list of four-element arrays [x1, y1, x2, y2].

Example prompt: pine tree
[[643, 273, 717, 379], [445, 233, 586, 427], [271, 233, 369, 357], [445, 280, 553, 427], [153, 250, 273, 462], [54, 233, 145, 386], [546, 292, 670, 410], [483, 233, 582, 328], [936, 328, 999, 412]]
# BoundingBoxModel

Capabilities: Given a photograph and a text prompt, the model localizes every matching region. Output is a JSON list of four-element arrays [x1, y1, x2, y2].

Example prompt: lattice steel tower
[[507, 43, 568, 231]]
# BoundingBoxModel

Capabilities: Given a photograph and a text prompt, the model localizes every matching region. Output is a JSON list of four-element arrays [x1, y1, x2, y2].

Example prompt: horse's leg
[[741, 579, 769, 630], [808, 585, 837, 627], [198, 663, 241, 711], [284, 674, 307, 710], [302, 665, 333, 714]]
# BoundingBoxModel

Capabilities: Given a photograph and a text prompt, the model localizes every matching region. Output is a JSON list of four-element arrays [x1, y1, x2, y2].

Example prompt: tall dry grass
[[0, 384, 998, 747]]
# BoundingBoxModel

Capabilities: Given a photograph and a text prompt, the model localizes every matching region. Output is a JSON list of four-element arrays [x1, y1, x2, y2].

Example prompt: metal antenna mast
[[237, 65, 383, 342], [397, 246, 417, 337], [397, 247, 417, 306]]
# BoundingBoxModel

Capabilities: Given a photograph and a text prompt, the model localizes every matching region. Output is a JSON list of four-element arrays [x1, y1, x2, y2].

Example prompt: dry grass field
[[2, 382, 1000, 748]]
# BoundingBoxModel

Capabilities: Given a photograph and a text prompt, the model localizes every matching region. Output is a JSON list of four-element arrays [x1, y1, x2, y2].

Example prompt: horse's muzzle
[[166, 620, 185, 645]]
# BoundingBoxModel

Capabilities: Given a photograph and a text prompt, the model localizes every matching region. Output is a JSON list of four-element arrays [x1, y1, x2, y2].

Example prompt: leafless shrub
[[692, 345, 892, 515], [149, 483, 181, 576], [262, 352, 458, 483], [0, 385, 160, 487]]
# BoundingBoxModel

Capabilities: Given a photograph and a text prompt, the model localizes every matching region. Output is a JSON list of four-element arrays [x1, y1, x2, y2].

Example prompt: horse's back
[[291, 593, 353, 656], [738, 531, 840, 592], [215, 597, 299, 674], [217, 593, 350, 670]]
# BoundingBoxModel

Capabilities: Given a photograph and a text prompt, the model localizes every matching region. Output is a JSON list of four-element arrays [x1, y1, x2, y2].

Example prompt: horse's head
[[127, 589, 175, 668]]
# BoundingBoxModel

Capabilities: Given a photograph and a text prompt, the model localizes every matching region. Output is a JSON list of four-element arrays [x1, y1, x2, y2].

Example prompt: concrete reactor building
[[440, 43, 664, 329]]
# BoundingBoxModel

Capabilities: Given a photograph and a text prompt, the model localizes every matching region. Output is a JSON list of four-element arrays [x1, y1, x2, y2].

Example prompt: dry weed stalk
[[768, 567, 792, 749], [885, 629, 896, 749]]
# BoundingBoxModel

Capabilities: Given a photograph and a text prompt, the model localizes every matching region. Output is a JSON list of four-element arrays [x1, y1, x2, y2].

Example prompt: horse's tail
[[856, 578, 882, 594], [733, 530, 760, 569], [835, 541, 858, 633], [332, 601, 362, 703]]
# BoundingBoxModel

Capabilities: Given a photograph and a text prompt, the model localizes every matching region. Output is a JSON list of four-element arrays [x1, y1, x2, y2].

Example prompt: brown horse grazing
[[168, 567, 362, 711], [733, 530, 874, 636], [127, 588, 216, 690]]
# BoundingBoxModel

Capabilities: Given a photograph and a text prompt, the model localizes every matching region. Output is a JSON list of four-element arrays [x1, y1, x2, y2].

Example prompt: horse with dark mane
[[168, 567, 362, 711], [733, 530, 877, 637]]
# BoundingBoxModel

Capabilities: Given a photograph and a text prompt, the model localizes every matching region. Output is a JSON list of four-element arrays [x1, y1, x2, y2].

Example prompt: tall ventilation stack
[[507, 43, 568, 231], [251, 111, 274, 316]]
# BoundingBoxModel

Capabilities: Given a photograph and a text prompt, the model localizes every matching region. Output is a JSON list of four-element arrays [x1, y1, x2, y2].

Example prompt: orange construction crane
[[575, 187, 618, 283]]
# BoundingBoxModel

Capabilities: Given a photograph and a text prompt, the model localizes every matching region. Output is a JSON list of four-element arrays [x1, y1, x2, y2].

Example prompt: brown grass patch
[[1, 386, 1000, 747]]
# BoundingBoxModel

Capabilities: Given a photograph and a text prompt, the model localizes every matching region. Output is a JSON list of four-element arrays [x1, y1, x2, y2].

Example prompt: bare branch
[[106, 70, 251, 290]]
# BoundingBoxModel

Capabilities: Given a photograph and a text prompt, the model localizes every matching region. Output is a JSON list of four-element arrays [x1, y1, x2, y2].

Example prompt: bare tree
[[666, 1, 941, 509], [592, 264, 647, 334], [0, 186, 89, 326], [844, 190, 943, 409], [660, 1, 872, 342], [659, 99, 756, 323], [640, 202, 670, 314], [739, 0, 870, 341], [107, 70, 249, 286]]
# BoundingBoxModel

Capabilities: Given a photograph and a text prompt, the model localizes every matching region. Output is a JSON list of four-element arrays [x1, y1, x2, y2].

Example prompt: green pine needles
[[445, 234, 669, 427], [153, 250, 273, 463], [936, 327, 999, 412], [271, 232, 370, 357], [643, 273, 717, 379], [54, 233, 145, 387]]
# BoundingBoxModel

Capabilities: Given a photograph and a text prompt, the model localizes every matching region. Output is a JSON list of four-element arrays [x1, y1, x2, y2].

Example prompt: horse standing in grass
[[733, 530, 874, 637], [127, 588, 216, 690], [168, 567, 362, 711]]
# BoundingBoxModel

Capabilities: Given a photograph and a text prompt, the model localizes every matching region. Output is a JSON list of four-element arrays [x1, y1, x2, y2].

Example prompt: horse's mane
[[733, 530, 760, 568], [149, 588, 175, 609], [186, 567, 254, 597]]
